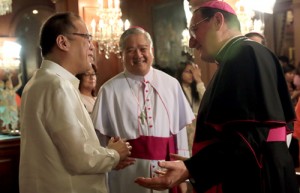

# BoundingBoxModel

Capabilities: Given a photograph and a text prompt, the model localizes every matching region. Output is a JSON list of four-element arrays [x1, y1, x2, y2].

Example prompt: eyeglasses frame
[[189, 17, 209, 38], [71, 32, 93, 41]]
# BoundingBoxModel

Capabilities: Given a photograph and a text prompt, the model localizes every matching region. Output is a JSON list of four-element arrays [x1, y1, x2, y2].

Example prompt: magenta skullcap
[[195, 0, 236, 15]]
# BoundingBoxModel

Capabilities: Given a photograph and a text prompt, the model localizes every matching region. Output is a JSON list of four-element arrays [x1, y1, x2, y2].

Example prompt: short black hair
[[76, 64, 98, 97], [282, 64, 295, 74], [278, 55, 290, 64], [176, 61, 200, 103], [39, 12, 81, 57]]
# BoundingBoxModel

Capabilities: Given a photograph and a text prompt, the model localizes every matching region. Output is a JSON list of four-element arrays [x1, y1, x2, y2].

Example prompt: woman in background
[[283, 64, 300, 106], [76, 64, 97, 114], [177, 61, 206, 156], [177, 61, 205, 114], [283, 64, 300, 168]]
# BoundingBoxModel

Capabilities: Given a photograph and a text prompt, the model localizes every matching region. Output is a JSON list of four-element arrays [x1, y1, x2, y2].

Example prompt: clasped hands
[[107, 137, 135, 170]]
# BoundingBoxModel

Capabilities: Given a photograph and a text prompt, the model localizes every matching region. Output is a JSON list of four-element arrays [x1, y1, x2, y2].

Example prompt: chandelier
[[91, 0, 130, 59], [0, 0, 12, 16], [181, 0, 194, 58]]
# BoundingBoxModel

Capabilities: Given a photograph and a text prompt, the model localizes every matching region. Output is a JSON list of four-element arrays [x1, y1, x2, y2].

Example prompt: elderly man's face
[[121, 33, 153, 76]]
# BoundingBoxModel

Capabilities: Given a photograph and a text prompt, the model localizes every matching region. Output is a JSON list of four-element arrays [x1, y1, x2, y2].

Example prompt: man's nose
[[89, 41, 95, 50], [134, 49, 142, 57]]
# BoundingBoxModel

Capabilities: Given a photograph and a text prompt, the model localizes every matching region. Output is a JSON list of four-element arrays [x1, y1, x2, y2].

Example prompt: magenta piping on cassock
[[206, 120, 290, 132]]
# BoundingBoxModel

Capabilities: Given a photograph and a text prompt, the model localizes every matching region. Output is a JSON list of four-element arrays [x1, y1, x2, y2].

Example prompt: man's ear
[[150, 47, 154, 57], [56, 35, 70, 51], [213, 12, 224, 30]]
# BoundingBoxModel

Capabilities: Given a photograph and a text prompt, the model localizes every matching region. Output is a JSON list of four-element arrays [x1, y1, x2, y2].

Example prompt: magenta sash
[[266, 126, 286, 142], [127, 135, 176, 160]]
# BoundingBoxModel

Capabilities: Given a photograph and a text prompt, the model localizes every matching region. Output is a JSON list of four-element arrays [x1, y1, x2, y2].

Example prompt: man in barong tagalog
[[19, 12, 132, 193], [135, 1, 299, 193]]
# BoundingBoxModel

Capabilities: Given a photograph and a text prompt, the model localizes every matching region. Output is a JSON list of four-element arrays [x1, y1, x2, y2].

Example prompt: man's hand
[[107, 137, 132, 161], [114, 157, 136, 170], [190, 63, 203, 83], [135, 160, 190, 190], [170, 153, 188, 161]]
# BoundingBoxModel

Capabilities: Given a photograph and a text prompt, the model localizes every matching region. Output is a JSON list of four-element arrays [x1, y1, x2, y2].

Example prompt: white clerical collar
[[124, 67, 154, 83]]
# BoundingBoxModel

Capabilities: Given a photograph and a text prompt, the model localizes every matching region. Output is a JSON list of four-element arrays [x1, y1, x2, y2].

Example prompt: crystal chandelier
[[0, 0, 12, 16], [91, 0, 130, 59], [181, 0, 194, 58]]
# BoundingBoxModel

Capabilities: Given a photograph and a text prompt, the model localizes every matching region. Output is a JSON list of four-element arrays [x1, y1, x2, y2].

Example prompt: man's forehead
[[125, 35, 150, 45], [74, 19, 88, 31], [125, 44, 150, 49], [190, 11, 203, 23]]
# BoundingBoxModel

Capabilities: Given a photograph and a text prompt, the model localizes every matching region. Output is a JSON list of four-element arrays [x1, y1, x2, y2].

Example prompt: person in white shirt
[[91, 27, 195, 193], [19, 12, 133, 193]]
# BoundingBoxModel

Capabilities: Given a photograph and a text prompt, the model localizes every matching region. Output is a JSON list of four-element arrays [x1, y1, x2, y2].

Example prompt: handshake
[[107, 137, 135, 170]]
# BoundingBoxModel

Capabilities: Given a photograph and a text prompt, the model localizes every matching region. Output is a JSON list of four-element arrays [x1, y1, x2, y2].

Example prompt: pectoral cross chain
[[139, 111, 146, 125]]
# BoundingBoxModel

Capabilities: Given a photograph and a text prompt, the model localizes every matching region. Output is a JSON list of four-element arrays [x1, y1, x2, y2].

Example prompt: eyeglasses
[[71, 33, 93, 41], [83, 73, 96, 78], [189, 17, 208, 38]]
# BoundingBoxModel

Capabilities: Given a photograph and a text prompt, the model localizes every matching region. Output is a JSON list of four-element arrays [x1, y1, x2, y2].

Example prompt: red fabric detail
[[294, 101, 300, 138], [204, 184, 223, 193], [190, 184, 222, 193], [15, 94, 21, 108], [206, 120, 288, 132], [236, 132, 263, 168], [192, 139, 219, 156], [127, 136, 176, 160], [266, 126, 286, 142]]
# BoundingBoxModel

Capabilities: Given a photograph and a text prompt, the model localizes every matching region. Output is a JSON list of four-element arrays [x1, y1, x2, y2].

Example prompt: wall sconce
[[0, 39, 22, 135], [0, 0, 12, 16], [0, 41, 21, 71]]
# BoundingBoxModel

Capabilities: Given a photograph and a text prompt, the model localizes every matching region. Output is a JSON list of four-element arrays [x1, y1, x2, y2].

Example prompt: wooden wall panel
[[0, 0, 54, 36], [0, 137, 20, 193], [88, 0, 184, 91]]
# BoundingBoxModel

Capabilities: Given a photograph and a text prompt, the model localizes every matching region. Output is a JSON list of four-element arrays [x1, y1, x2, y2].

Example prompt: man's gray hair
[[119, 27, 153, 51]]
